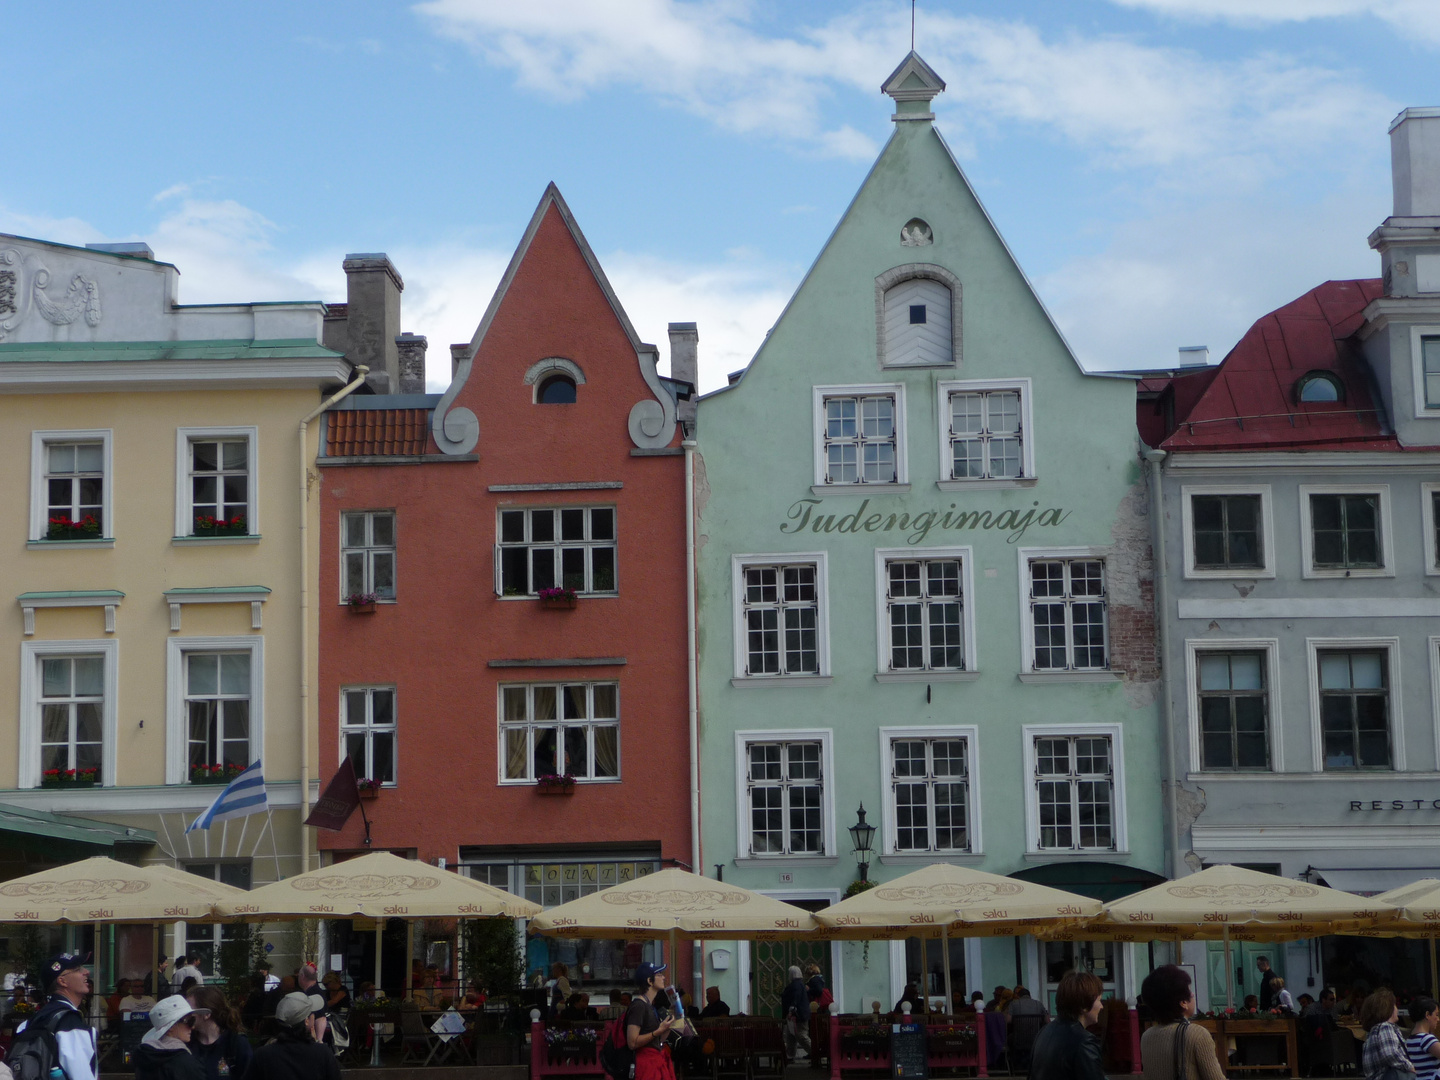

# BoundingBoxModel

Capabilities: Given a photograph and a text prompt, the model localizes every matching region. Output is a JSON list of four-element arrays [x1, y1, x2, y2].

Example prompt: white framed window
[[1180, 485, 1275, 579], [731, 553, 831, 683], [1298, 484, 1393, 578], [342, 511, 396, 601], [1184, 641, 1279, 773], [1022, 724, 1126, 854], [1421, 483, 1440, 577], [1410, 326, 1440, 417], [29, 430, 113, 542], [734, 729, 834, 859], [874, 547, 976, 679], [879, 726, 980, 856], [1018, 548, 1110, 678], [936, 379, 1035, 490], [875, 264, 960, 368], [165, 636, 264, 786], [174, 427, 259, 538], [1305, 638, 1401, 772], [811, 384, 907, 489], [498, 682, 619, 783], [184, 861, 252, 971], [19, 639, 119, 789], [496, 506, 616, 596], [341, 686, 397, 785]]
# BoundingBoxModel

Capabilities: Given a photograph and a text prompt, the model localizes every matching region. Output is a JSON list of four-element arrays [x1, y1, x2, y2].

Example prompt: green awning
[[0, 802, 155, 849], [1010, 861, 1167, 903]]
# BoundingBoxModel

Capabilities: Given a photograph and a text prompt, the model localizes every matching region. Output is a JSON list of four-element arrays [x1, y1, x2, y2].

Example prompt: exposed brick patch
[[1108, 472, 1161, 705]]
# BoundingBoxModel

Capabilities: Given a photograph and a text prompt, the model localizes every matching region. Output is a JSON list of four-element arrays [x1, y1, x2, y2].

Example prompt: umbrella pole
[[1430, 935, 1437, 1001], [669, 928, 677, 1006], [942, 925, 954, 1015], [405, 920, 414, 1001], [374, 922, 383, 996], [1223, 926, 1233, 1010]]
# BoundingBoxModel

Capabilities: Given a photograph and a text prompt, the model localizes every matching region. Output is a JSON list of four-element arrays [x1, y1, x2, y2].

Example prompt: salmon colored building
[[315, 185, 697, 994]]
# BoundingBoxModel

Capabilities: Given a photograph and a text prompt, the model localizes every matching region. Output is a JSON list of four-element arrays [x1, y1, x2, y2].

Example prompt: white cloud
[[146, 198, 326, 304], [1106, 0, 1440, 45], [0, 206, 105, 249]]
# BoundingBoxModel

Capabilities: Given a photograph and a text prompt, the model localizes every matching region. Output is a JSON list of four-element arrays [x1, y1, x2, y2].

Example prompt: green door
[[752, 899, 834, 1017], [1206, 941, 1283, 1007]]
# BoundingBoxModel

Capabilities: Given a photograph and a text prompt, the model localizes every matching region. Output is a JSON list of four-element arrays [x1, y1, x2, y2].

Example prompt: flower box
[[192, 515, 248, 538], [346, 592, 378, 614], [41, 768, 100, 788], [45, 515, 103, 541], [191, 764, 245, 785], [536, 775, 576, 795], [537, 587, 577, 610], [357, 781, 382, 800]]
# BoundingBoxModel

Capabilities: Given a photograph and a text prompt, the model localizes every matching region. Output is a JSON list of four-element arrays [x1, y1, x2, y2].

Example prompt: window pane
[[344, 514, 367, 547], [500, 511, 526, 543], [1197, 654, 1231, 691], [75, 443, 103, 472], [371, 690, 394, 726], [41, 658, 71, 698], [41, 705, 69, 745], [502, 687, 528, 723], [1319, 653, 1351, 689], [345, 690, 368, 726], [561, 547, 586, 590], [592, 684, 617, 719], [564, 726, 589, 778], [529, 510, 554, 543], [560, 509, 585, 541], [219, 654, 250, 695], [533, 686, 557, 722], [590, 508, 615, 541], [1229, 653, 1263, 691], [344, 552, 367, 596], [563, 685, 587, 720], [500, 548, 528, 595], [188, 655, 218, 695], [504, 728, 527, 780], [222, 442, 247, 470], [49, 443, 76, 473], [591, 546, 616, 592], [1350, 652, 1384, 689], [594, 726, 619, 777], [370, 513, 395, 547], [372, 552, 395, 597], [531, 548, 555, 590], [192, 442, 218, 471]]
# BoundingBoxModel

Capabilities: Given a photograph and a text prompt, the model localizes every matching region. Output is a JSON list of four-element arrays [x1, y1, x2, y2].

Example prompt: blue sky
[[5, 1, 1436, 390]]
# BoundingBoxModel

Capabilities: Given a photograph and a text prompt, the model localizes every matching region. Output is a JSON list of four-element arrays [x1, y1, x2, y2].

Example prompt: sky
[[4, 1, 1435, 391]]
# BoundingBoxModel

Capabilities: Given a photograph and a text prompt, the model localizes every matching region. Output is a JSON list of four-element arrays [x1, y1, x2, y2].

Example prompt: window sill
[[27, 539, 116, 550], [875, 671, 979, 683], [497, 778, 622, 787], [731, 676, 834, 689], [732, 856, 839, 868], [1023, 850, 1127, 861], [172, 535, 261, 546], [495, 593, 618, 601], [810, 483, 911, 496], [1185, 770, 1440, 782], [936, 478, 1038, 492], [338, 599, 397, 606], [1017, 671, 1120, 684], [1302, 567, 1395, 579], [1184, 567, 1275, 580], [880, 852, 983, 865]]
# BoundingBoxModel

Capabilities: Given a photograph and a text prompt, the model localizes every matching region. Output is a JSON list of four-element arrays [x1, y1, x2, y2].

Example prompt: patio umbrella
[[1089, 864, 1398, 1007], [1372, 879, 1440, 998], [0, 855, 248, 922], [812, 863, 1103, 1014], [215, 850, 540, 920]]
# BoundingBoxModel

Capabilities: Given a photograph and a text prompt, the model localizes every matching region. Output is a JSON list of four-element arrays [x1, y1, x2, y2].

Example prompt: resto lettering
[[1349, 799, 1440, 811]]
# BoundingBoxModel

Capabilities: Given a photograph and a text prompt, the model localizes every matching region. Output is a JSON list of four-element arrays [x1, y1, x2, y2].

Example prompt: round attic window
[[901, 219, 933, 247], [1295, 371, 1344, 404], [537, 374, 577, 404]]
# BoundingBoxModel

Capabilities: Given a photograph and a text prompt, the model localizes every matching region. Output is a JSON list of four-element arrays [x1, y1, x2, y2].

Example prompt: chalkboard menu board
[[891, 1019, 929, 1080]]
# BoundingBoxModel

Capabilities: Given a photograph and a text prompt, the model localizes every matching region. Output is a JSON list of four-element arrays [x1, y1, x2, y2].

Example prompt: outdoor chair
[[704, 1019, 749, 1080], [1008, 1014, 1046, 1074], [748, 1020, 788, 1080], [399, 1005, 443, 1065]]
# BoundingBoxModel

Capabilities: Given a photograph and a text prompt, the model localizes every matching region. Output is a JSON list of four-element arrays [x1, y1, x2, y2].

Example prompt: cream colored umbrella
[[813, 863, 1103, 1016], [528, 867, 821, 939], [1371, 879, 1440, 998], [216, 850, 540, 920], [0, 855, 249, 923]]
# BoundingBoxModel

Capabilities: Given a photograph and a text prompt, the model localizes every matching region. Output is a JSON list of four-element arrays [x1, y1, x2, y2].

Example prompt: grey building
[[1142, 107, 1440, 1007]]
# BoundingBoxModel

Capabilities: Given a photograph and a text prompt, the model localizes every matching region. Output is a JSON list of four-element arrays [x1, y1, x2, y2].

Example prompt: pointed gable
[[431, 184, 676, 457]]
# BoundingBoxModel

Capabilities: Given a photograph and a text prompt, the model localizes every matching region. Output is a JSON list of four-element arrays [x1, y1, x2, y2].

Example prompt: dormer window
[[537, 374, 577, 404], [875, 264, 960, 367], [1295, 371, 1344, 404]]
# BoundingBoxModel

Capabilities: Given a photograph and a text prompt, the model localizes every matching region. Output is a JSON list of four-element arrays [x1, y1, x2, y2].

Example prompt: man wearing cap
[[133, 996, 206, 1080], [626, 962, 677, 1080], [23, 952, 97, 1080], [248, 991, 341, 1080]]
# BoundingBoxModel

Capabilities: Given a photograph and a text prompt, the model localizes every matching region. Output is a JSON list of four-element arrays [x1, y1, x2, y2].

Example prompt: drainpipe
[[296, 365, 369, 874], [683, 438, 703, 1006], [1144, 448, 1181, 884]]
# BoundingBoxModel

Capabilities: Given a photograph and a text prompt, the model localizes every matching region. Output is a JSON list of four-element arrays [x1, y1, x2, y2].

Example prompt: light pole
[[848, 804, 876, 882]]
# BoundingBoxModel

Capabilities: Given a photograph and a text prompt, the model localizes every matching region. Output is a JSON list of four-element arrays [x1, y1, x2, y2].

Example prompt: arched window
[[875, 264, 960, 367], [537, 374, 577, 404], [1295, 371, 1345, 404]]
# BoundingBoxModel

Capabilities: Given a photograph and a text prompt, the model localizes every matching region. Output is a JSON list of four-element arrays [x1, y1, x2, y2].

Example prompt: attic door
[[884, 278, 952, 366]]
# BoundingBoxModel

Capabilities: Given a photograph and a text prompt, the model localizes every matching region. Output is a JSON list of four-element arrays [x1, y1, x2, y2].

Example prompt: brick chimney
[[668, 322, 698, 437], [395, 333, 427, 394], [324, 254, 404, 391]]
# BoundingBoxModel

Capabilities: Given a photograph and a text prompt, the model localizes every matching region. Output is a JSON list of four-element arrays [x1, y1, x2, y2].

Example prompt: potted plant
[[535, 773, 576, 795], [537, 586, 578, 610], [927, 1021, 978, 1057], [357, 778, 382, 800], [41, 767, 100, 788], [346, 592, 378, 614], [191, 763, 245, 785], [192, 514, 248, 538], [45, 514, 103, 541]]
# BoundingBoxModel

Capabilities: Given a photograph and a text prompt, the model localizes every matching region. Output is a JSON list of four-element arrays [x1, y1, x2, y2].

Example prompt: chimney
[[85, 242, 154, 260], [339, 253, 404, 391], [668, 322, 698, 436], [1373, 108, 1440, 296], [450, 343, 470, 378], [1178, 345, 1209, 368], [395, 333, 427, 394]]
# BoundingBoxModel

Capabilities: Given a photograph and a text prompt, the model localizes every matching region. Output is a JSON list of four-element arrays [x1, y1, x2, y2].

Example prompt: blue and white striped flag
[[186, 762, 268, 833]]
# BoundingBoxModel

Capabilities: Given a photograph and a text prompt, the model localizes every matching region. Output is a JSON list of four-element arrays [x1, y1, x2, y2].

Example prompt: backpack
[[599, 1017, 635, 1080], [6, 1006, 65, 1080], [815, 988, 834, 1012]]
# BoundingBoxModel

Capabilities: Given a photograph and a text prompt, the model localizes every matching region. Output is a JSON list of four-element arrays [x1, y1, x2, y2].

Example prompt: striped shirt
[[1406, 1032, 1439, 1080]]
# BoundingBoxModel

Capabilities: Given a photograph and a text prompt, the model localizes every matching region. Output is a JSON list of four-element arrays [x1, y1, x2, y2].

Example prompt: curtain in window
[[594, 726, 619, 777]]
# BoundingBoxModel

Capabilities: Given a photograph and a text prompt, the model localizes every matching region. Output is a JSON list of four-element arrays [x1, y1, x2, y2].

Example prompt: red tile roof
[[325, 409, 432, 457], [1160, 279, 1400, 453]]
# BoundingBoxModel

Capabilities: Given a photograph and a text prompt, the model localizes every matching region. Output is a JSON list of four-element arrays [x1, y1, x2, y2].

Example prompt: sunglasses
[[173, 1017, 196, 1028]]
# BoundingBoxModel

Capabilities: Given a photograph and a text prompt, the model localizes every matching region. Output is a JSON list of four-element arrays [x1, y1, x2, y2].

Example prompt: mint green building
[[694, 54, 1166, 1017]]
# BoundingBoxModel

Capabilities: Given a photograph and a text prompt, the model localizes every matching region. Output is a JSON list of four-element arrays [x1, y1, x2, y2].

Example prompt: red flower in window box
[[191, 763, 245, 785], [45, 514, 102, 541], [41, 766, 99, 788], [356, 778, 382, 799], [535, 773, 576, 794], [346, 592, 378, 614], [537, 587, 577, 609], [192, 514, 247, 538]]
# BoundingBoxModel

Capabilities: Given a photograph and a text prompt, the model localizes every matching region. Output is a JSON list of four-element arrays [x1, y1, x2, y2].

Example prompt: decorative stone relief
[[900, 218, 933, 246], [33, 268, 101, 327], [0, 250, 103, 340], [0, 249, 24, 340], [432, 349, 480, 456], [627, 345, 678, 449]]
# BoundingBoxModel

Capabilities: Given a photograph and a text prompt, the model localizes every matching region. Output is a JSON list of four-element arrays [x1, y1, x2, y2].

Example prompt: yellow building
[[0, 235, 356, 978]]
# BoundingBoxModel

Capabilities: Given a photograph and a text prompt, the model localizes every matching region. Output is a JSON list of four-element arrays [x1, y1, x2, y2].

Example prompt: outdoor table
[[828, 1012, 988, 1080], [1224, 1017, 1298, 1078], [350, 1007, 400, 1067]]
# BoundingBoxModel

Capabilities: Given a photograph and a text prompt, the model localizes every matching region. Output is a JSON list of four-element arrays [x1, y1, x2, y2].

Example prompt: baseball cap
[[42, 952, 91, 989], [149, 995, 208, 1035], [635, 961, 667, 986], [275, 991, 318, 1026]]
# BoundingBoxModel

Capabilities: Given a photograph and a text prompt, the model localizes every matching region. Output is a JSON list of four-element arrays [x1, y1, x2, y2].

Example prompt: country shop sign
[[780, 497, 1072, 545]]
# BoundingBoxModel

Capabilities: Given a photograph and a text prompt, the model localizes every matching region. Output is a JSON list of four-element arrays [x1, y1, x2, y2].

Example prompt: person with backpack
[[7, 951, 98, 1080], [625, 962, 677, 1080], [806, 963, 834, 1015], [132, 996, 207, 1080]]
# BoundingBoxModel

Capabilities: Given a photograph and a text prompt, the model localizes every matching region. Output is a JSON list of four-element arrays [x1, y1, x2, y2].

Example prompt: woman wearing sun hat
[[133, 995, 209, 1080]]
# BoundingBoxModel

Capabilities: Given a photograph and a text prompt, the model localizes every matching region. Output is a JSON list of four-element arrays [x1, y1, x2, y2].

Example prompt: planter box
[[358, 786, 381, 800], [540, 597, 577, 610], [349, 602, 377, 614], [537, 782, 576, 796], [40, 779, 99, 789], [191, 772, 243, 786]]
